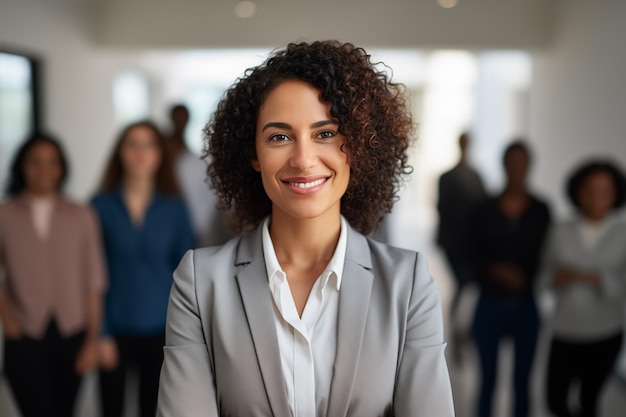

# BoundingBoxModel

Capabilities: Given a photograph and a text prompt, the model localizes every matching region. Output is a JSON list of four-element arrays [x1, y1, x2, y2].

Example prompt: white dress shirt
[[262, 216, 347, 417], [31, 196, 55, 239]]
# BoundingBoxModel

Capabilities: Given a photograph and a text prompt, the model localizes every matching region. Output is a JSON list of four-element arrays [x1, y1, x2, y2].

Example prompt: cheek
[[147, 149, 162, 168]]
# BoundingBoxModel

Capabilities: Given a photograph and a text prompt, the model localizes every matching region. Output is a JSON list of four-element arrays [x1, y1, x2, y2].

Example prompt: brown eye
[[269, 134, 290, 142]]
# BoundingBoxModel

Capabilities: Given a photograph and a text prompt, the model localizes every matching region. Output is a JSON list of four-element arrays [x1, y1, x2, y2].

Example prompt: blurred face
[[577, 170, 616, 221], [120, 126, 162, 181], [251, 80, 350, 222], [23, 141, 63, 197], [172, 107, 189, 129], [504, 147, 529, 188]]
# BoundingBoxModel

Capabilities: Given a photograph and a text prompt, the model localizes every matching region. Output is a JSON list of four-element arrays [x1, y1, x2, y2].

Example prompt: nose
[[289, 139, 317, 171]]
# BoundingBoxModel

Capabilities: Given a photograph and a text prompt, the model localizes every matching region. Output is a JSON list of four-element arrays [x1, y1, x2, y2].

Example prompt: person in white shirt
[[165, 104, 234, 246], [542, 159, 626, 417], [156, 40, 455, 417]]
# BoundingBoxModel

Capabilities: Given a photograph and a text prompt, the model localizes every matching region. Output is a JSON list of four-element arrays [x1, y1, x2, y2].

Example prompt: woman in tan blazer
[[0, 134, 106, 417], [157, 41, 455, 417]]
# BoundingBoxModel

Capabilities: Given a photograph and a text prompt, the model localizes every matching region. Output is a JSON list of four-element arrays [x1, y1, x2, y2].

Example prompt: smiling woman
[[156, 40, 455, 417]]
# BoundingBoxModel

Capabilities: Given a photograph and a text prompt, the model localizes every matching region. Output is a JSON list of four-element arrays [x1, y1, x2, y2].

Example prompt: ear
[[251, 158, 260, 172]]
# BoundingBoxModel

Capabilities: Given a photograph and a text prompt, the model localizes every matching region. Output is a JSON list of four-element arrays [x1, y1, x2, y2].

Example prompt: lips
[[281, 176, 329, 191]]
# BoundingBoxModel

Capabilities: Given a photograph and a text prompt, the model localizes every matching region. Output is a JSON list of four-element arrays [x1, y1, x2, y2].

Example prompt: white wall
[[529, 0, 626, 217], [0, 0, 123, 200]]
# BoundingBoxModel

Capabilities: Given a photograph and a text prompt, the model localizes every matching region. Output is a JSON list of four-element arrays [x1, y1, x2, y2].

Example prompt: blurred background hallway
[[2, 0, 626, 416]]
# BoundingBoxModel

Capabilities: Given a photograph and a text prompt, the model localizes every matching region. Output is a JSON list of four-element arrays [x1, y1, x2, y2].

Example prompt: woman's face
[[252, 80, 350, 222], [504, 147, 529, 188], [577, 170, 616, 221], [23, 141, 63, 197], [120, 125, 162, 181]]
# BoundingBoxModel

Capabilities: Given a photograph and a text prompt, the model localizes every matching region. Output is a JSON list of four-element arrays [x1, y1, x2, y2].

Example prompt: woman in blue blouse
[[92, 121, 195, 417]]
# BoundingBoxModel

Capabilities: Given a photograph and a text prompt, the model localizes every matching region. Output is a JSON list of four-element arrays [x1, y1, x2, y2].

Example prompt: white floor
[[1, 246, 625, 417]]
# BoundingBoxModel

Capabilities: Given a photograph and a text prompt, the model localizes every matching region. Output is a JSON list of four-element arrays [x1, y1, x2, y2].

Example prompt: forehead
[[27, 141, 58, 157], [126, 125, 156, 140], [583, 169, 614, 185], [258, 80, 331, 121]]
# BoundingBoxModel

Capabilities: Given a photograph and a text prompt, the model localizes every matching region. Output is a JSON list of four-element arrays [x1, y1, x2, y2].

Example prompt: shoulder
[[91, 191, 117, 209], [58, 197, 92, 216], [547, 219, 578, 241], [357, 234, 431, 291], [156, 193, 187, 210], [529, 193, 551, 213], [365, 237, 419, 268], [179, 235, 242, 277], [56, 197, 100, 224], [475, 196, 498, 213], [0, 199, 21, 227], [0, 198, 18, 213]]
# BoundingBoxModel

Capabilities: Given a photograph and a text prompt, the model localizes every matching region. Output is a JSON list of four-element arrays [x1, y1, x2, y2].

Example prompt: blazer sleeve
[[157, 250, 219, 417], [81, 207, 107, 295], [393, 253, 455, 416]]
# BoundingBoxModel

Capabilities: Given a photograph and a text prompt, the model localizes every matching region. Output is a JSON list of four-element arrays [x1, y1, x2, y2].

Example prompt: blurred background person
[[165, 103, 234, 246], [542, 160, 626, 417], [470, 141, 551, 417], [92, 121, 195, 417], [0, 134, 106, 417], [436, 131, 487, 363]]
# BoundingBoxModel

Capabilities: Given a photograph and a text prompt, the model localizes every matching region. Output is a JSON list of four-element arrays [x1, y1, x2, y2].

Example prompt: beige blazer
[[157, 223, 454, 417], [0, 195, 106, 338]]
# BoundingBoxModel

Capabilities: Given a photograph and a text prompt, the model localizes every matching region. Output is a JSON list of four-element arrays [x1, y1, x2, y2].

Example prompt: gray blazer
[[157, 223, 455, 417]]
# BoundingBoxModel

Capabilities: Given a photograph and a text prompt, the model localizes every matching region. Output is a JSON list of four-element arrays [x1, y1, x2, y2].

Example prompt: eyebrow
[[261, 119, 338, 132]]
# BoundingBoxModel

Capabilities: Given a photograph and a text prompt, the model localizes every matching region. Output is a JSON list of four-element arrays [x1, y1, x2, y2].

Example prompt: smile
[[287, 178, 327, 189]]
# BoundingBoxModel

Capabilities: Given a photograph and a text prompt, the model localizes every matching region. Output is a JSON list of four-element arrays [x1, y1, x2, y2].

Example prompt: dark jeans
[[99, 332, 165, 417], [472, 294, 540, 417], [444, 250, 473, 319], [3, 320, 85, 417], [546, 333, 623, 417]]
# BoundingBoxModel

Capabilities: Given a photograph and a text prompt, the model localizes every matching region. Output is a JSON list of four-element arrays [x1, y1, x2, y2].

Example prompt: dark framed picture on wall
[[0, 47, 42, 191]]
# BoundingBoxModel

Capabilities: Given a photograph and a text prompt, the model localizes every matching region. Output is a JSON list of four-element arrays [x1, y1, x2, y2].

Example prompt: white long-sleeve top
[[542, 214, 626, 341]]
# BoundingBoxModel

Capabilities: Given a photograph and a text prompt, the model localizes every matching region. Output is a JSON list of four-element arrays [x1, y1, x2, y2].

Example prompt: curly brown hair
[[204, 40, 413, 234]]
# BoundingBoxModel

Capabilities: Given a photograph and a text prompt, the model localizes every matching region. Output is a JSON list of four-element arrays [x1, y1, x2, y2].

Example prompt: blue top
[[92, 188, 196, 336]]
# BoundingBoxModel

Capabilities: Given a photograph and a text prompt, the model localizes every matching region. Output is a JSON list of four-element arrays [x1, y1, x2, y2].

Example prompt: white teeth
[[288, 178, 326, 189]]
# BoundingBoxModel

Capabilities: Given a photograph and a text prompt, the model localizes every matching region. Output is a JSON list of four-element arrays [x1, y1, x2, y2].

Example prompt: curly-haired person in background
[[156, 40, 455, 417], [542, 160, 626, 417]]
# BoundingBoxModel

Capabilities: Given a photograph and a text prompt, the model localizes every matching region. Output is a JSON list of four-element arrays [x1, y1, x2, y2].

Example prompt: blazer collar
[[234, 221, 375, 417], [235, 218, 373, 269]]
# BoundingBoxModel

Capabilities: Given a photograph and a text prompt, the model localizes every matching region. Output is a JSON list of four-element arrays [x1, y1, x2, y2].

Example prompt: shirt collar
[[262, 216, 348, 292]]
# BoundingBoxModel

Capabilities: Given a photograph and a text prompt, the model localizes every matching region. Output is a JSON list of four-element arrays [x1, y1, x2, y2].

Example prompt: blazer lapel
[[235, 226, 292, 417], [326, 227, 374, 417]]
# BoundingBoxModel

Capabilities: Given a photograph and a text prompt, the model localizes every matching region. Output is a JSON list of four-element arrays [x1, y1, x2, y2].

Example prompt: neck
[[123, 176, 155, 195], [503, 182, 526, 195], [584, 213, 609, 224], [269, 210, 341, 270], [26, 189, 57, 200]]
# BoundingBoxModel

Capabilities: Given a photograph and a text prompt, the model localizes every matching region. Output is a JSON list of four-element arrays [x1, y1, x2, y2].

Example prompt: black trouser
[[547, 332, 623, 417], [98, 333, 165, 417], [3, 320, 85, 417], [472, 294, 540, 417]]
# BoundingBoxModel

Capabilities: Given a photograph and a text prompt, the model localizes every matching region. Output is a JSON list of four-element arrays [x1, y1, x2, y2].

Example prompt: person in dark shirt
[[470, 141, 551, 417], [92, 121, 195, 417], [436, 132, 487, 361]]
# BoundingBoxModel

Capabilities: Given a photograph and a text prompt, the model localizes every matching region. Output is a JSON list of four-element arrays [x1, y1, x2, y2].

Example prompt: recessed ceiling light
[[438, 0, 458, 8], [235, 1, 257, 18]]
